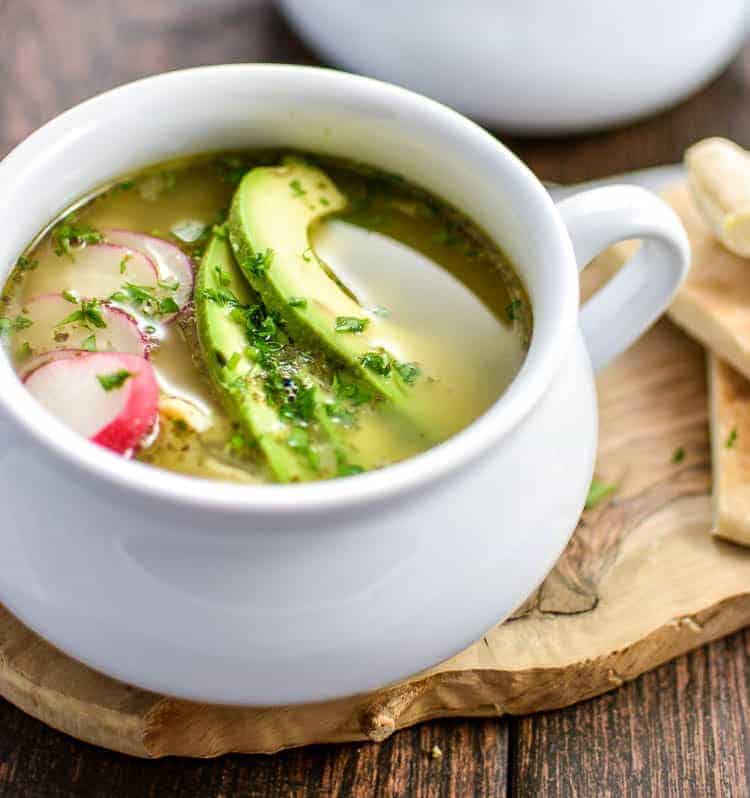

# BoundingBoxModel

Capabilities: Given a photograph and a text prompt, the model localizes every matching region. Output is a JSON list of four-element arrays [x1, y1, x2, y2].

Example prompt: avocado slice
[[227, 158, 426, 429], [195, 231, 364, 482], [195, 232, 318, 482]]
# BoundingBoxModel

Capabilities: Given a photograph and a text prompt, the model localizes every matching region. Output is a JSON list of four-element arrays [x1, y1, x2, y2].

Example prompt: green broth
[[0, 152, 531, 483]]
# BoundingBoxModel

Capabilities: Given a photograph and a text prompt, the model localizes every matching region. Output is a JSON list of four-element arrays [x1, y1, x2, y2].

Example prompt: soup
[[0, 152, 531, 483]]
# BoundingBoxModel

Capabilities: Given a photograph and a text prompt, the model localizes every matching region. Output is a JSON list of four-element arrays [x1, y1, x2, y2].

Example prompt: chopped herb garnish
[[212, 223, 229, 241], [335, 316, 369, 334], [360, 351, 391, 376], [119, 254, 131, 275], [11, 316, 32, 332], [288, 296, 308, 309], [158, 278, 180, 292], [56, 298, 106, 329], [120, 283, 179, 317], [301, 248, 313, 262], [337, 462, 364, 477], [672, 447, 685, 464], [227, 351, 241, 371], [726, 428, 738, 449], [506, 299, 523, 322], [334, 374, 373, 406], [159, 296, 180, 315], [214, 265, 231, 287], [290, 179, 306, 197], [97, 369, 133, 392], [0, 316, 32, 336], [395, 361, 420, 385], [62, 289, 79, 304], [51, 216, 103, 259], [229, 433, 247, 452], [16, 341, 32, 360], [144, 325, 157, 335], [585, 479, 617, 510], [16, 255, 38, 272], [319, 197, 330, 207], [243, 248, 274, 278], [81, 334, 97, 352]]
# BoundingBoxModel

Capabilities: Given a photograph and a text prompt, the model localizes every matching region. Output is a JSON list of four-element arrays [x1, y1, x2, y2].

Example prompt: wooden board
[[1, 252, 749, 758]]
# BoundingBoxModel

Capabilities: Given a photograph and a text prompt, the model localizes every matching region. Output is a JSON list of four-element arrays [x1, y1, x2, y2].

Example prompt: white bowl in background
[[279, 0, 750, 135]]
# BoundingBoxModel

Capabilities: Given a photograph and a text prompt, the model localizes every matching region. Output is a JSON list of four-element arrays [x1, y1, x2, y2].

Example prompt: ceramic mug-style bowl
[[279, 0, 750, 135], [0, 65, 689, 705]]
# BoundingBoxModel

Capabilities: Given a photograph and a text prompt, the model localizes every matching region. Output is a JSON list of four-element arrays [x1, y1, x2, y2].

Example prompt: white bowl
[[279, 0, 750, 134], [0, 65, 688, 704]]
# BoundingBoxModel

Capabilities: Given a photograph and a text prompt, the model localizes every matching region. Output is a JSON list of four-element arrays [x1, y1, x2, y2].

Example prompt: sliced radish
[[18, 348, 92, 379], [24, 352, 159, 456], [60, 243, 158, 300], [21, 293, 149, 358], [104, 229, 194, 320]]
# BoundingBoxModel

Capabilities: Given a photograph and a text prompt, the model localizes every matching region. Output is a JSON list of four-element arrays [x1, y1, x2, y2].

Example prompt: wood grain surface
[[1, 1, 750, 795]]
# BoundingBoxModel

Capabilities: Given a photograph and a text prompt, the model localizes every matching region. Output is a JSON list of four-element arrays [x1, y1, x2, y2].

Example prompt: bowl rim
[[0, 64, 580, 515]]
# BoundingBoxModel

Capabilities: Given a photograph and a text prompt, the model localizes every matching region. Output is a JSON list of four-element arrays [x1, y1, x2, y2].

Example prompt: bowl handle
[[556, 185, 690, 372]]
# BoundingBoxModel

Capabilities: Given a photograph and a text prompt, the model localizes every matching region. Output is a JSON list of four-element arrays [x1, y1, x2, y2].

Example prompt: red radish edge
[[23, 352, 159, 457], [104, 228, 194, 321], [21, 293, 151, 363]]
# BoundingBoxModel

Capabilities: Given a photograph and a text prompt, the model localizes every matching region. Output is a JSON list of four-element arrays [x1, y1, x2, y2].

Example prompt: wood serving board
[[2, 252, 750, 759]]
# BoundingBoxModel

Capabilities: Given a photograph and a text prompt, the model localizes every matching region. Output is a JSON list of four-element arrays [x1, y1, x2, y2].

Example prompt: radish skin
[[24, 352, 159, 456], [21, 294, 149, 359], [104, 229, 194, 320], [59, 243, 158, 300]]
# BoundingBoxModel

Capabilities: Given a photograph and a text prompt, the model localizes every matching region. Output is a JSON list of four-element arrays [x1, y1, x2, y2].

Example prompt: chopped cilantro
[[51, 217, 103, 258], [395, 361, 420, 385], [360, 351, 391, 376], [0, 315, 32, 336], [726, 428, 738, 449], [97, 369, 133, 392], [506, 299, 523, 322], [335, 316, 369, 334], [672, 447, 685, 464], [119, 254, 131, 275], [243, 248, 274, 278], [288, 296, 307, 309], [585, 479, 617, 510], [56, 298, 106, 329], [334, 374, 373, 406], [227, 352, 241, 371], [319, 197, 330, 207], [120, 283, 179, 317], [81, 334, 97, 352], [62, 289, 79, 304], [337, 462, 364, 477], [290, 179, 306, 197], [159, 296, 180, 315], [16, 255, 38, 272], [278, 386, 317, 424], [229, 433, 247, 452]]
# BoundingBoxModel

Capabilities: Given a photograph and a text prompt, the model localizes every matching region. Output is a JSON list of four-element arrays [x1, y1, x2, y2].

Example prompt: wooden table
[[1, 2, 749, 795]]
